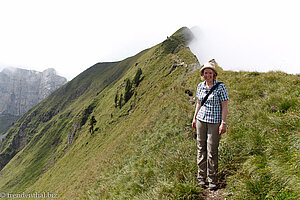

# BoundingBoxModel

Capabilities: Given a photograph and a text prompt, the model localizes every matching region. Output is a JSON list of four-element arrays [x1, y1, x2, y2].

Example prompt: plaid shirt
[[196, 80, 229, 123]]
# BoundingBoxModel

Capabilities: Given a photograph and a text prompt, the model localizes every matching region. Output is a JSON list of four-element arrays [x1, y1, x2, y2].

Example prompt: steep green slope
[[0, 49, 148, 191], [25, 46, 201, 199], [0, 27, 299, 199]]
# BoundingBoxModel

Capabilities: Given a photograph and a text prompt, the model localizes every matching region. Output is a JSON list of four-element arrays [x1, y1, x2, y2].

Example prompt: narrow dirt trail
[[202, 188, 225, 200]]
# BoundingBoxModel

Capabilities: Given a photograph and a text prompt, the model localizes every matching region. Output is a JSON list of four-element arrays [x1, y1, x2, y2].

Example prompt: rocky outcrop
[[0, 67, 67, 116]]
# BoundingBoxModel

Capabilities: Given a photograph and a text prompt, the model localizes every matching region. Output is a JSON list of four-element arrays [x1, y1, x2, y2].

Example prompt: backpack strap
[[201, 82, 222, 106]]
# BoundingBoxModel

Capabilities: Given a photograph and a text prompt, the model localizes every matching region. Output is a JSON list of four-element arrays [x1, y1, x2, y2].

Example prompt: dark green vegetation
[[0, 27, 299, 199], [115, 68, 143, 109], [162, 27, 194, 54], [0, 114, 19, 138]]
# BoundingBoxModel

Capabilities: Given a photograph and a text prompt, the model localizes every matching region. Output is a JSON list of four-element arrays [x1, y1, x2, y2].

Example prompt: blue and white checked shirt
[[196, 80, 229, 123]]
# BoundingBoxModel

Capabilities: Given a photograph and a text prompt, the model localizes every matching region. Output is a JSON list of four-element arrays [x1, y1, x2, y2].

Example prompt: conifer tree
[[118, 94, 123, 109], [133, 68, 142, 87], [114, 93, 119, 108], [124, 79, 133, 103], [89, 116, 97, 135]]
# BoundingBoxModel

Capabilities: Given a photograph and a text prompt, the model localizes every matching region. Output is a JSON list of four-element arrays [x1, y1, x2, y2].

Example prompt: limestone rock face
[[0, 67, 67, 116]]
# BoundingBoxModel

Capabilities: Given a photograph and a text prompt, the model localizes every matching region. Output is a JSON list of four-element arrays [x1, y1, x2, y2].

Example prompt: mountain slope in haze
[[0, 68, 67, 116], [0, 27, 299, 199], [0, 68, 67, 138]]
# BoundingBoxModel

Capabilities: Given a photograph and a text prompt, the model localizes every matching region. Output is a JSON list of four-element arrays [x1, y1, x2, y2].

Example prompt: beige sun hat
[[200, 62, 218, 76]]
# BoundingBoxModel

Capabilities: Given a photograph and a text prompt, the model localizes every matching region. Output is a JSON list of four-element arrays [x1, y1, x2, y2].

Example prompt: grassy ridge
[[219, 71, 299, 199]]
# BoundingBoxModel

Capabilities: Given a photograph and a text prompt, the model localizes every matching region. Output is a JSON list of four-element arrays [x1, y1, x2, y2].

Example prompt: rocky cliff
[[0, 67, 67, 116]]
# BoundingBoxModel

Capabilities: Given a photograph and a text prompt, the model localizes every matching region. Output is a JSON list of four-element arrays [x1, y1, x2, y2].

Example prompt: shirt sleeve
[[196, 83, 201, 100], [218, 83, 229, 102]]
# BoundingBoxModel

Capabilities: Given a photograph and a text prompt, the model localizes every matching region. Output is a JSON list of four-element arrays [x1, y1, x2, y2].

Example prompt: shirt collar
[[204, 79, 217, 87]]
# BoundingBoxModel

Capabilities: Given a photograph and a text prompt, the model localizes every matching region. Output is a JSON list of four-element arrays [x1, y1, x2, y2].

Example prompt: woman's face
[[202, 68, 215, 81]]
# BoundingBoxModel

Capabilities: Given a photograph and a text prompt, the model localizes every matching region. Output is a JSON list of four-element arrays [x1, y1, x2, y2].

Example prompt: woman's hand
[[192, 119, 197, 129], [219, 123, 226, 134], [220, 101, 228, 134], [192, 100, 201, 129]]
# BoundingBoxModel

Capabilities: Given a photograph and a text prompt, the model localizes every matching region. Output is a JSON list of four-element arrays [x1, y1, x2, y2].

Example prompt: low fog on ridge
[[188, 25, 299, 75]]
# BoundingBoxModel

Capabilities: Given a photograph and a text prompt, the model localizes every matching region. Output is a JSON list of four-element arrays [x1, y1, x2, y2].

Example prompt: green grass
[[0, 27, 299, 199], [219, 71, 300, 199]]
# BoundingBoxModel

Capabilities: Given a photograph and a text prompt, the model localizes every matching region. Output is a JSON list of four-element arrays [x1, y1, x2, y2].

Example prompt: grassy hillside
[[222, 71, 299, 199], [0, 27, 299, 199]]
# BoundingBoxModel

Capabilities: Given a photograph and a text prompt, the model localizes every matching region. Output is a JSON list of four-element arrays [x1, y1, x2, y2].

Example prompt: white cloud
[[0, 0, 299, 80], [189, 0, 300, 74]]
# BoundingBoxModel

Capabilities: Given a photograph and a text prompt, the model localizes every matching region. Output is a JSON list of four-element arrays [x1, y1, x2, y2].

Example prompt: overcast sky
[[0, 0, 299, 80]]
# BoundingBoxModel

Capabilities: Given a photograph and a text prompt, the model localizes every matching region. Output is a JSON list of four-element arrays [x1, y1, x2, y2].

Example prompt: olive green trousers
[[196, 120, 221, 184]]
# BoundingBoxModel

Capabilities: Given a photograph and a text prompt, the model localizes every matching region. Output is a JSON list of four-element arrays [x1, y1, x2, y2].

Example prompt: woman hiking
[[192, 61, 229, 190]]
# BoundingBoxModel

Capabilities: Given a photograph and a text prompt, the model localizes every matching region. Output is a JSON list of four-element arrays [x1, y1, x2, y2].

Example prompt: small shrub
[[80, 102, 96, 127], [184, 89, 193, 96]]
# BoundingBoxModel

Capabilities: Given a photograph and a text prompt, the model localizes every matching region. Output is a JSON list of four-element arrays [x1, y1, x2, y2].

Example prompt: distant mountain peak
[[171, 26, 195, 44], [2, 67, 58, 74], [162, 27, 195, 54], [1, 67, 17, 74], [0, 67, 67, 116], [42, 68, 57, 74]]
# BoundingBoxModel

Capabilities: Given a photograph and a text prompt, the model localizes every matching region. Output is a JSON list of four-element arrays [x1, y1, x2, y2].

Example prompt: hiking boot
[[199, 180, 208, 188], [208, 183, 217, 191]]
